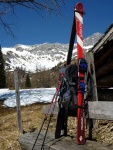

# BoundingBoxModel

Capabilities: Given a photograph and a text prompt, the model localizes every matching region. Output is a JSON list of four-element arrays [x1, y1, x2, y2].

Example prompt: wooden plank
[[97, 74, 113, 87], [19, 131, 56, 150], [92, 26, 113, 53], [94, 42, 113, 68], [98, 89, 113, 101], [96, 60, 113, 79], [88, 101, 113, 120], [19, 131, 113, 150], [85, 52, 98, 101]]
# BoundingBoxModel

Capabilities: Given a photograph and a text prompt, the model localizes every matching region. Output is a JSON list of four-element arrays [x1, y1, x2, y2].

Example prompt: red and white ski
[[75, 2, 86, 144]]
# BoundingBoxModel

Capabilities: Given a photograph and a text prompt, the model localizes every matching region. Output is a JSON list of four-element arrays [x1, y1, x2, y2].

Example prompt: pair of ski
[[68, 2, 86, 145], [56, 2, 86, 145]]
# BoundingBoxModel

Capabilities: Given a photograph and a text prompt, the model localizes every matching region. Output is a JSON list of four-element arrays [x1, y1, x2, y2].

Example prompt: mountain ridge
[[2, 32, 103, 73]]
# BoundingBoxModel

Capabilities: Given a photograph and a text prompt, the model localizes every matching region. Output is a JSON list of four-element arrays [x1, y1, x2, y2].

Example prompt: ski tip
[[75, 2, 84, 13]]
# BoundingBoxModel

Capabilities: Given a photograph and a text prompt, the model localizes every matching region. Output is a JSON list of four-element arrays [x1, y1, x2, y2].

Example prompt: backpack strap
[[65, 64, 78, 87], [59, 74, 68, 97]]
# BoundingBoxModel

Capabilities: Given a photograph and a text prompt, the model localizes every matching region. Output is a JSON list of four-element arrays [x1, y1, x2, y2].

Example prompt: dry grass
[[0, 100, 113, 150], [0, 101, 45, 150], [0, 100, 76, 150]]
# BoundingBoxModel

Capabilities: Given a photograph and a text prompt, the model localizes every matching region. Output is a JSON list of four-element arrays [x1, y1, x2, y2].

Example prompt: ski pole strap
[[79, 58, 87, 73]]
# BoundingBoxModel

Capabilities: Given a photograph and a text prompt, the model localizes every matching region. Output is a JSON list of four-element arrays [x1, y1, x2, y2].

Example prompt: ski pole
[[32, 88, 59, 150], [40, 91, 59, 150]]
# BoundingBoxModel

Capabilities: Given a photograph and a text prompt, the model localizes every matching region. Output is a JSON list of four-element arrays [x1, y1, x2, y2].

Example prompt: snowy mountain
[[2, 33, 102, 73]]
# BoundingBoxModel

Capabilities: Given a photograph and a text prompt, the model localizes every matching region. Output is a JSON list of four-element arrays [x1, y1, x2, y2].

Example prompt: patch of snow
[[0, 88, 56, 108]]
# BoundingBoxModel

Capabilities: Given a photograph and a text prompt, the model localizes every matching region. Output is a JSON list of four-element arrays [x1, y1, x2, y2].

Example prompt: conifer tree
[[0, 46, 6, 88], [25, 74, 31, 88]]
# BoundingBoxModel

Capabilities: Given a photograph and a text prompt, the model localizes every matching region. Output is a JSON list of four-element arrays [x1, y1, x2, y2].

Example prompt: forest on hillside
[[6, 65, 60, 89]]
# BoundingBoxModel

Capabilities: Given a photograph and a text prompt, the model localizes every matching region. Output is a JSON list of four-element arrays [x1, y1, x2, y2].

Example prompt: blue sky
[[0, 0, 113, 47]]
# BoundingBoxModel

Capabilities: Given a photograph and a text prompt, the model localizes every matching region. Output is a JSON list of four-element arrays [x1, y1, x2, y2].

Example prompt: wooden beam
[[88, 101, 113, 120], [98, 89, 113, 101], [92, 26, 113, 53], [85, 52, 98, 101], [94, 41, 113, 67], [96, 60, 113, 79], [14, 70, 23, 134], [42, 101, 113, 120], [97, 74, 113, 87]]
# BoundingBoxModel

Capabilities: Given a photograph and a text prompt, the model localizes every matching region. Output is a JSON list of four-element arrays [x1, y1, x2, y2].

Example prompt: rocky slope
[[2, 33, 102, 73]]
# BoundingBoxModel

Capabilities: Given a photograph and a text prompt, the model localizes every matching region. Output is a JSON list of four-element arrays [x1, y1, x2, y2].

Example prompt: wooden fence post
[[14, 69, 23, 134]]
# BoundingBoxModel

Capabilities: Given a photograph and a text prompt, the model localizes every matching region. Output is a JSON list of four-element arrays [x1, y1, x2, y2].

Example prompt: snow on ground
[[0, 88, 56, 108]]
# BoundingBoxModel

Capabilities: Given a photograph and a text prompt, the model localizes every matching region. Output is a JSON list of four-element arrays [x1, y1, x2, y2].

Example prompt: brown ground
[[0, 100, 45, 150], [0, 100, 113, 150]]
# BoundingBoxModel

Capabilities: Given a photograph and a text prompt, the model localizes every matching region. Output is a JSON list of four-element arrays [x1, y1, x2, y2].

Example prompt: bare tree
[[0, 0, 65, 37]]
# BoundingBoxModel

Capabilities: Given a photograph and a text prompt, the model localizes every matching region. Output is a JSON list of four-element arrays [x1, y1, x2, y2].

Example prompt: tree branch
[[0, 0, 65, 39]]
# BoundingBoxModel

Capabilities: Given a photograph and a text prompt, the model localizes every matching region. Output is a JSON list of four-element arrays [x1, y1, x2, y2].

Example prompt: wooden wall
[[94, 40, 113, 87], [93, 39, 113, 101]]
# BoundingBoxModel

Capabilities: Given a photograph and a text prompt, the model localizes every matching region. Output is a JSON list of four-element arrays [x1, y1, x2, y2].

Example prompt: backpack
[[59, 63, 78, 96], [58, 64, 78, 117]]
